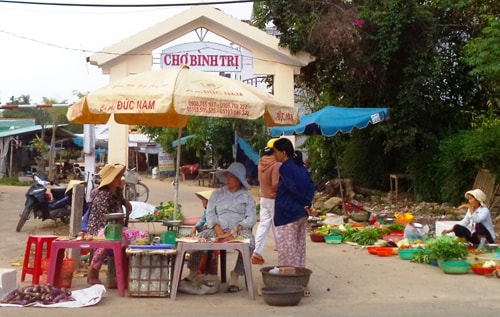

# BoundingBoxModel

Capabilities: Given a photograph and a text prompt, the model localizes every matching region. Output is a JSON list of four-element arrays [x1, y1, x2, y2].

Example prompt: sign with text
[[160, 42, 242, 72]]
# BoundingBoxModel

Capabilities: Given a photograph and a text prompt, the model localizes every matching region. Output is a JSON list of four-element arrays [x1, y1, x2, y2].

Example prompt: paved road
[[0, 177, 499, 316]]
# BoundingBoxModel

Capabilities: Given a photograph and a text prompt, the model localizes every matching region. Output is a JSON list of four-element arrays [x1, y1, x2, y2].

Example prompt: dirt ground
[[1, 178, 500, 317]]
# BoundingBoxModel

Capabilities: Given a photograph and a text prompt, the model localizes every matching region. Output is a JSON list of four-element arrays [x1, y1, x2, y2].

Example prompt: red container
[[366, 246, 381, 255], [382, 232, 404, 242], [310, 233, 325, 243], [377, 247, 394, 257], [471, 264, 496, 275]]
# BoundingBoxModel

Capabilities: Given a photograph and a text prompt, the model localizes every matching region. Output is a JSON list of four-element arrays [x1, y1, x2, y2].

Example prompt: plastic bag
[[404, 223, 429, 241], [178, 274, 220, 295]]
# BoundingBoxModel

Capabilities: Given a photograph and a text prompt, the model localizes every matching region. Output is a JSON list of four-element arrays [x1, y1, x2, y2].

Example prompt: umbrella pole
[[173, 128, 182, 220], [333, 140, 346, 216]]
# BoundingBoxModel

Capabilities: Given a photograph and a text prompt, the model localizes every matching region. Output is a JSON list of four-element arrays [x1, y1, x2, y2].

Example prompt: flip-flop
[[225, 285, 241, 293], [251, 255, 265, 265]]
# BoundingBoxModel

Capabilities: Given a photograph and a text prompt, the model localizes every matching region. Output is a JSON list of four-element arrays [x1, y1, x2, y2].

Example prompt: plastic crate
[[126, 248, 176, 297]]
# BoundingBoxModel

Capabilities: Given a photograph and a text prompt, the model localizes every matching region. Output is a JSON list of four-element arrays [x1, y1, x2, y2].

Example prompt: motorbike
[[16, 174, 74, 232]]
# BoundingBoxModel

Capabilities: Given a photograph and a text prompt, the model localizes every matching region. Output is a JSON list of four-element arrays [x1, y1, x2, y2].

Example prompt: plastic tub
[[310, 233, 325, 243], [398, 248, 419, 260], [470, 263, 496, 275], [325, 235, 342, 244], [440, 260, 471, 274], [261, 284, 304, 306], [377, 248, 394, 257], [366, 246, 382, 255]]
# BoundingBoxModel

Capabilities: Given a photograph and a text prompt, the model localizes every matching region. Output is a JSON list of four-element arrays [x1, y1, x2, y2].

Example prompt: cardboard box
[[0, 269, 16, 300]]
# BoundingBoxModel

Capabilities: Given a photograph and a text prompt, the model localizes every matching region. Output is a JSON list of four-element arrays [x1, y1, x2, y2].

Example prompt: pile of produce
[[138, 201, 183, 222], [1, 284, 74, 306], [342, 226, 385, 246]]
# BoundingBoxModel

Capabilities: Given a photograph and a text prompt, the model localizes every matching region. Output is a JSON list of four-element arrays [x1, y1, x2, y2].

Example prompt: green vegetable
[[411, 249, 436, 264], [138, 201, 183, 222], [426, 236, 468, 261], [343, 227, 383, 245], [327, 228, 343, 236], [387, 223, 405, 232]]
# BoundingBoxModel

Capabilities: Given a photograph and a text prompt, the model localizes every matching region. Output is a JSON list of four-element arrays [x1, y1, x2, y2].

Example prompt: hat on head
[[263, 138, 278, 156], [216, 162, 250, 189], [64, 180, 84, 195], [465, 189, 487, 206], [98, 164, 126, 189], [267, 138, 278, 148], [195, 190, 214, 201]]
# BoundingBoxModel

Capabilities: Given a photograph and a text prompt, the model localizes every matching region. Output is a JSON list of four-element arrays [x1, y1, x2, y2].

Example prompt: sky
[[0, 0, 254, 105]]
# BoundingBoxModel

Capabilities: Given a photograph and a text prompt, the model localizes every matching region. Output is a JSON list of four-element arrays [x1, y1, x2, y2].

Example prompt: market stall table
[[46, 239, 127, 297], [170, 241, 255, 300]]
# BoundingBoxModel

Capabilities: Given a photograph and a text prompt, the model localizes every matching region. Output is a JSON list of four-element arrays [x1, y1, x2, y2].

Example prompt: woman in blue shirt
[[272, 138, 315, 268]]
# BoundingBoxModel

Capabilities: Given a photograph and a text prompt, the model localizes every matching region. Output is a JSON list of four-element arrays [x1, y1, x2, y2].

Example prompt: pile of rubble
[[311, 179, 470, 233]]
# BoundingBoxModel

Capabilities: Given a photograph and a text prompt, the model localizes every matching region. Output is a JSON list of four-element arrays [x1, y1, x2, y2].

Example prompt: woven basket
[[260, 266, 312, 288]]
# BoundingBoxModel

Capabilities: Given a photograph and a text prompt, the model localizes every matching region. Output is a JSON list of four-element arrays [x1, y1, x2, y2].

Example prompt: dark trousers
[[454, 223, 494, 244]]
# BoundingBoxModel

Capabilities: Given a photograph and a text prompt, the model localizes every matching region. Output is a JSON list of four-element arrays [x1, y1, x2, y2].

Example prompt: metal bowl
[[260, 266, 312, 288], [349, 212, 370, 222], [104, 213, 125, 221], [261, 284, 304, 306], [163, 219, 183, 227]]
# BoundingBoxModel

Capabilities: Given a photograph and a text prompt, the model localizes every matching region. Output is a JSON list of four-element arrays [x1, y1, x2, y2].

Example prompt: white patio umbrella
[[67, 65, 298, 218]]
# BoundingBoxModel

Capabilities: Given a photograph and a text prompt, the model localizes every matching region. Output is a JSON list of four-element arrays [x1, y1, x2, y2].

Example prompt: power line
[[0, 0, 255, 8], [0, 104, 69, 109]]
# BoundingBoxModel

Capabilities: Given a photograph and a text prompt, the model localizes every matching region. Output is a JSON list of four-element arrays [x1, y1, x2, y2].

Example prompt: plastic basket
[[126, 249, 176, 297], [125, 171, 139, 184]]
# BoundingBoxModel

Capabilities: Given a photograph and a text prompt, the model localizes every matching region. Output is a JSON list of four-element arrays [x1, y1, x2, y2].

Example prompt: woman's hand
[[124, 200, 132, 214], [189, 226, 196, 237], [305, 206, 317, 217]]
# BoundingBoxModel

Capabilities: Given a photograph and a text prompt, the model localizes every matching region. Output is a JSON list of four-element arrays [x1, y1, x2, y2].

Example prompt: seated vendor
[[183, 162, 256, 293]]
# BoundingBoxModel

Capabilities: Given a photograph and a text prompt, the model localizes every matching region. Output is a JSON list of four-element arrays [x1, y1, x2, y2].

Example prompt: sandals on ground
[[225, 285, 241, 293], [251, 254, 265, 265]]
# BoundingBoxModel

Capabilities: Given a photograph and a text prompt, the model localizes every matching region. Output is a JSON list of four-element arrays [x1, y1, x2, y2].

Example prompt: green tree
[[463, 13, 500, 121], [141, 116, 268, 169], [42, 97, 69, 180], [254, 0, 499, 202]]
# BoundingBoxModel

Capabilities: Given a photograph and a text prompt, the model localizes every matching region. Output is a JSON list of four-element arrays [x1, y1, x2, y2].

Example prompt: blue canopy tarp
[[171, 134, 196, 147], [270, 105, 389, 137], [237, 136, 259, 166]]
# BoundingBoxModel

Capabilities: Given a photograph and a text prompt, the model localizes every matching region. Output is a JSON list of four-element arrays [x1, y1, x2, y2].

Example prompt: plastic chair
[[21, 235, 58, 284]]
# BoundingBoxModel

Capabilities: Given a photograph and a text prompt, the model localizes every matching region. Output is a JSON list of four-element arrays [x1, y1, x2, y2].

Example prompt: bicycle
[[123, 168, 150, 202]]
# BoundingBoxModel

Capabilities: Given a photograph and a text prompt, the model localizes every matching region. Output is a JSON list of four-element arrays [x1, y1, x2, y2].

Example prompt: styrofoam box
[[0, 268, 17, 300], [435, 221, 460, 237]]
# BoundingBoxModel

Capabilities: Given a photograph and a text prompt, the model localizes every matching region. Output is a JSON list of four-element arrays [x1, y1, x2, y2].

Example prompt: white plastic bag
[[404, 223, 429, 241]]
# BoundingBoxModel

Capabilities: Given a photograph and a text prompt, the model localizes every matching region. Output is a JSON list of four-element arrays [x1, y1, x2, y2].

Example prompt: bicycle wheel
[[134, 182, 149, 202], [124, 183, 137, 201]]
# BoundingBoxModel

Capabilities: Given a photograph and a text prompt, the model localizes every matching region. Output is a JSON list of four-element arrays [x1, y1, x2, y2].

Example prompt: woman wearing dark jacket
[[272, 138, 315, 268]]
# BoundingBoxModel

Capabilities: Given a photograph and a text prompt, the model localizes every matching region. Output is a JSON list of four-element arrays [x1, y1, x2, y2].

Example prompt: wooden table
[[197, 169, 216, 187], [47, 239, 127, 297], [170, 241, 255, 300], [389, 173, 410, 200]]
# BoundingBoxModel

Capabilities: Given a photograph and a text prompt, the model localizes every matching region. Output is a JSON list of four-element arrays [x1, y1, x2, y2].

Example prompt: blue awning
[[237, 137, 259, 165], [270, 105, 389, 137], [72, 136, 84, 147], [171, 135, 196, 147]]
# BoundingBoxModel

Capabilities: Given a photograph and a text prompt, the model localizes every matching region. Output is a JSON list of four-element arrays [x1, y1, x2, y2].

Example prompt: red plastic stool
[[21, 235, 58, 284]]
